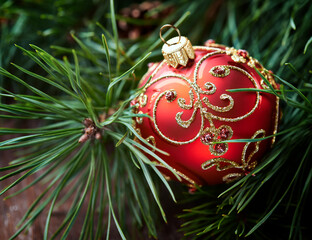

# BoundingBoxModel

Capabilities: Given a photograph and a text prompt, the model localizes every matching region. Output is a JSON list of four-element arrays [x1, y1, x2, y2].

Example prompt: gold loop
[[159, 24, 181, 46]]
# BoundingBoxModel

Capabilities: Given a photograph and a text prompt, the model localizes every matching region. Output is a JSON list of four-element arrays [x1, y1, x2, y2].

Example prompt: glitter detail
[[210, 66, 230, 77], [217, 125, 233, 140], [206, 65, 260, 122], [260, 79, 270, 89], [200, 132, 214, 144], [175, 101, 200, 129], [154, 162, 197, 187], [214, 143, 226, 154], [219, 127, 231, 140], [272, 96, 280, 145], [165, 90, 177, 102], [202, 94, 234, 113], [200, 125, 233, 156], [226, 47, 247, 63], [136, 111, 144, 124], [241, 129, 265, 167], [247, 57, 256, 68], [146, 136, 156, 151], [139, 93, 148, 107], [223, 173, 244, 183], [209, 143, 228, 156], [202, 158, 241, 171], [237, 49, 249, 58], [172, 168, 197, 187], [177, 90, 194, 110], [134, 127, 141, 137], [204, 82, 216, 92], [201, 129, 266, 182], [260, 69, 279, 89], [151, 74, 205, 145]]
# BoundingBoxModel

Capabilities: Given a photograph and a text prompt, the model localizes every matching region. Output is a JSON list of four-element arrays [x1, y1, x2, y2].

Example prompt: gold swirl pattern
[[177, 89, 194, 110], [223, 173, 244, 183], [272, 96, 280, 145], [207, 65, 260, 122], [132, 46, 279, 185], [202, 94, 234, 113], [176, 101, 201, 129], [210, 66, 230, 77], [151, 74, 205, 145], [226, 47, 248, 63], [202, 157, 242, 171], [146, 136, 156, 151], [154, 162, 197, 187], [137, 48, 261, 156], [200, 125, 233, 156], [138, 93, 148, 107], [136, 111, 144, 125], [201, 129, 266, 183], [241, 129, 266, 167]]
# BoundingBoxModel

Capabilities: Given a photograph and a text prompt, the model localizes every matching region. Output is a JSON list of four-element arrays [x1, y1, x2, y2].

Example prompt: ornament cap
[[160, 24, 195, 68]]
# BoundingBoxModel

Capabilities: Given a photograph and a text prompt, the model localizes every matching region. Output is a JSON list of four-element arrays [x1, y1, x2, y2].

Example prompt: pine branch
[[0, 4, 180, 237]]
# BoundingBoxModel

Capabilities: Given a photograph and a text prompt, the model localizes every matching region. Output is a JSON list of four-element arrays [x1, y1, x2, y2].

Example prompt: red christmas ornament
[[132, 25, 279, 186]]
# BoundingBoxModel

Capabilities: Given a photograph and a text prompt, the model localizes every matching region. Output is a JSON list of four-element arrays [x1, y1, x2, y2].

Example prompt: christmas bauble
[[132, 26, 279, 186]]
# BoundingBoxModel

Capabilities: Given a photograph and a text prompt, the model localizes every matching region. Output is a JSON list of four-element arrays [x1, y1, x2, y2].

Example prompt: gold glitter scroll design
[[138, 93, 148, 107], [200, 125, 233, 156], [139, 50, 261, 157], [154, 162, 197, 187], [146, 136, 156, 151], [201, 129, 266, 183]]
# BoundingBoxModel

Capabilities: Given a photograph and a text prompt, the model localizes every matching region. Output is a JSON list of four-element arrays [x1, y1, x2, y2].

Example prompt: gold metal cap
[[160, 24, 195, 68]]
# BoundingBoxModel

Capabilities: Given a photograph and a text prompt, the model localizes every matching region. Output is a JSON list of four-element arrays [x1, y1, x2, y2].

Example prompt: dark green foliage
[[1, 0, 312, 239], [0, 0, 109, 95]]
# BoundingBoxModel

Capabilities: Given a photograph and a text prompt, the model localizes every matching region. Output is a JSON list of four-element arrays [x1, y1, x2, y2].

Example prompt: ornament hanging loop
[[160, 24, 195, 68], [159, 24, 181, 46]]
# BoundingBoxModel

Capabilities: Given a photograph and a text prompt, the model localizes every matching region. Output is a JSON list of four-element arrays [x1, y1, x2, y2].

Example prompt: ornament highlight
[[132, 25, 279, 186]]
